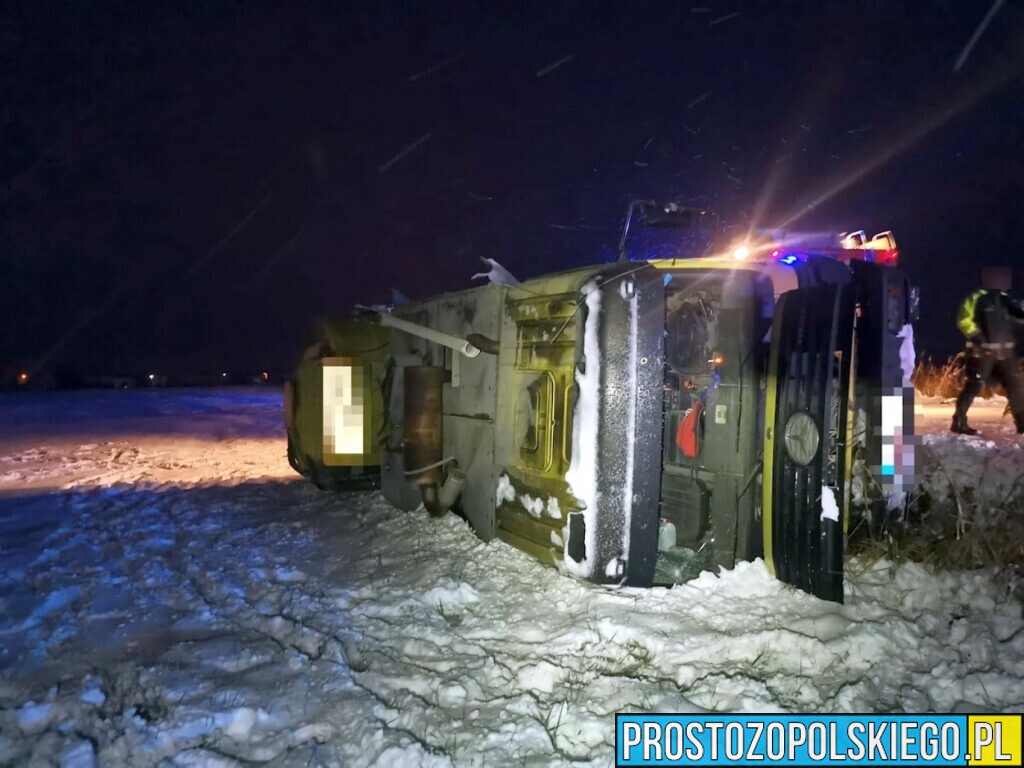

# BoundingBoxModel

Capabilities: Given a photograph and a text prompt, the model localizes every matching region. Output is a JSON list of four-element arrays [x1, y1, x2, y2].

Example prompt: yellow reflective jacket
[[956, 290, 985, 339], [957, 289, 1024, 343]]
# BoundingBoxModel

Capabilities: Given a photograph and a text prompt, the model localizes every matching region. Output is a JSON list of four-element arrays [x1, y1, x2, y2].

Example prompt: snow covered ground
[[1, 389, 1022, 766], [914, 395, 1024, 511]]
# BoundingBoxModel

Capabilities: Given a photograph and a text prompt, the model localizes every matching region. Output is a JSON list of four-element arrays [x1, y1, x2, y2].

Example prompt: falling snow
[[376, 133, 432, 174], [707, 11, 740, 27], [686, 92, 710, 109], [535, 54, 576, 78]]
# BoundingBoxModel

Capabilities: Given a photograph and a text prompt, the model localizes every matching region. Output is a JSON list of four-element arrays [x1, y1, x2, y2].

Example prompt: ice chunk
[[422, 582, 479, 608], [272, 567, 307, 583], [545, 496, 561, 519], [519, 494, 544, 518], [658, 518, 677, 552], [471, 257, 521, 287], [219, 707, 257, 740], [17, 701, 54, 734], [821, 485, 840, 522], [516, 660, 562, 693], [375, 744, 453, 768], [495, 473, 516, 505], [60, 741, 97, 768], [80, 688, 105, 706], [898, 324, 916, 387], [22, 586, 81, 628], [604, 558, 624, 579], [887, 490, 907, 512]]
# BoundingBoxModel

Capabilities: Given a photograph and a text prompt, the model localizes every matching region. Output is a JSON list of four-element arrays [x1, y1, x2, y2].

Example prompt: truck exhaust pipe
[[420, 469, 466, 517], [403, 365, 464, 516]]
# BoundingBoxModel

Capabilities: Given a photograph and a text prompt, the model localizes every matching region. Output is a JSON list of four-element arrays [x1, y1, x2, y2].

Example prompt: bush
[[911, 354, 966, 399], [910, 353, 1015, 400], [849, 446, 1024, 571]]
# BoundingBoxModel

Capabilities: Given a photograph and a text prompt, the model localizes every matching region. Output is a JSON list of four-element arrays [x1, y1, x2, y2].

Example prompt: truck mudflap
[[563, 266, 665, 585], [762, 284, 855, 602]]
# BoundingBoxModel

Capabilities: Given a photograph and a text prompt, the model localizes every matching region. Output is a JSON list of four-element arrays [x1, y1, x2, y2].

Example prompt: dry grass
[[847, 353, 1023, 571], [911, 353, 1020, 400], [849, 446, 1024, 571], [911, 354, 968, 399]]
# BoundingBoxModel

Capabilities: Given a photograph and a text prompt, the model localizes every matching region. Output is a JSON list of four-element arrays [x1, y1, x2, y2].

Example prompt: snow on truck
[[285, 202, 918, 602]]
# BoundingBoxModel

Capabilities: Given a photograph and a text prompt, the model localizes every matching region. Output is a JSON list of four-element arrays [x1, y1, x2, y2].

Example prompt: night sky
[[4, 1, 1023, 377]]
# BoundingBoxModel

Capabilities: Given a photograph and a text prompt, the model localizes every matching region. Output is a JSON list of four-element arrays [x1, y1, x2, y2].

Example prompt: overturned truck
[[287, 206, 917, 602]]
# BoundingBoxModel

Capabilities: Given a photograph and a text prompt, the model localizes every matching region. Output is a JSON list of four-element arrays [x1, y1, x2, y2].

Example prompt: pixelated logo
[[322, 357, 368, 466], [877, 386, 918, 504]]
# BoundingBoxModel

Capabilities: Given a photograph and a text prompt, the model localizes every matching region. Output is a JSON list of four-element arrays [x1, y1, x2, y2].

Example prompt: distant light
[[148, 373, 155, 381], [732, 245, 750, 261], [17, 372, 29, 385], [771, 249, 780, 258], [262, 371, 269, 381], [222, 372, 228, 378], [779, 255, 799, 265]]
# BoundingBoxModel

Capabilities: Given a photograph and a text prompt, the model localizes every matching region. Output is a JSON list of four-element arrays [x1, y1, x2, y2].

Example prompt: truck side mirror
[[640, 202, 701, 228]]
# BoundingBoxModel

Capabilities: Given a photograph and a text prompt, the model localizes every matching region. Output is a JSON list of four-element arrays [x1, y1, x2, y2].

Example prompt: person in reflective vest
[[952, 267, 1024, 435]]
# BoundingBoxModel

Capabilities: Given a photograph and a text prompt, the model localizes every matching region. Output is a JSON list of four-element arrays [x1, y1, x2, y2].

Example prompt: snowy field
[[1, 389, 1022, 766]]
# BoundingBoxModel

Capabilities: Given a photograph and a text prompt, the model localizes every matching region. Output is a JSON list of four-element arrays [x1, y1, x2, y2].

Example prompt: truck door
[[762, 284, 855, 602]]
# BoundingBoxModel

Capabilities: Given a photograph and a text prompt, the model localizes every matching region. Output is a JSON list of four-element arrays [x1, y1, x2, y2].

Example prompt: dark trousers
[[955, 354, 1024, 427]]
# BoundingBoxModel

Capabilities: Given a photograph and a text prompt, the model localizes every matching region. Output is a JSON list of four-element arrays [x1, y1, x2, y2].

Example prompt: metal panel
[[443, 415, 496, 539], [434, 287, 503, 537], [560, 266, 665, 585], [384, 287, 503, 517], [435, 285, 504, 419], [710, 474, 740, 568], [849, 260, 916, 508], [392, 304, 442, 368], [380, 364, 427, 512]]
